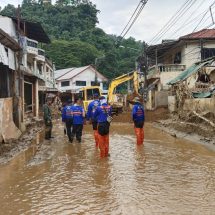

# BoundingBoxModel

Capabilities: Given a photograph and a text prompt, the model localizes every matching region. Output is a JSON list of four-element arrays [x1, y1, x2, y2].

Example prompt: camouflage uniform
[[43, 103, 52, 139]]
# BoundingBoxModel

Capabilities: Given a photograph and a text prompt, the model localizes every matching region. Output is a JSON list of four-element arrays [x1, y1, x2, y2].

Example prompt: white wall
[[57, 68, 106, 92], [160, 71, 183, 89], [0, 16, 16, 39]]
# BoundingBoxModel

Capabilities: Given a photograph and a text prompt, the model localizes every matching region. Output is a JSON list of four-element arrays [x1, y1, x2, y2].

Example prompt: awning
[[167, 59, 214, 85]]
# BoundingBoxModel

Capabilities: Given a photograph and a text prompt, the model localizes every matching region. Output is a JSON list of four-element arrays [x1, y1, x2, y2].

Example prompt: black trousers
[[92, 121, 98, 130], [134, 120, 144, 128], [72, 124, 83, 141], [98, 122, 110, 136], [66, 119, 73, 141], [45, 121, 53, 139]]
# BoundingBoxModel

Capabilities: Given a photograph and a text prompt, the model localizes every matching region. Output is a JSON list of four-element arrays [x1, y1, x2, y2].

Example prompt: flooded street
[[0, 121, 215, 215]]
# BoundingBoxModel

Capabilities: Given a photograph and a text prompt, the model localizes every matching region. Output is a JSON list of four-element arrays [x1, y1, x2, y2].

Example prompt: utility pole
[[137, 42, 148, 103]]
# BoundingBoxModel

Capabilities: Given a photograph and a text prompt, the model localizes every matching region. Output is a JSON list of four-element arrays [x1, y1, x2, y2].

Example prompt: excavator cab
[[78, 86, 102, 111]]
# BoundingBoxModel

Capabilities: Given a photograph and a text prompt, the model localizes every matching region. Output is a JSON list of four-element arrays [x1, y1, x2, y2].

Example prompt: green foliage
[[0, 0, 143, 80], [45, 40, 101, 69]]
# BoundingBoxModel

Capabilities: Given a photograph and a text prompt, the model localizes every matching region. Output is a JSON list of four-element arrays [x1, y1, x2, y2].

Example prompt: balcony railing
[[27, 38, 38, 48], [148, 64, 186, 79], [38, 48, 45, 56]]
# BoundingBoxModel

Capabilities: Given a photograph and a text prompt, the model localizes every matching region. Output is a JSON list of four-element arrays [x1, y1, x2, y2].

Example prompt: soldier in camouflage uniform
[[43, 98, 53, 140]]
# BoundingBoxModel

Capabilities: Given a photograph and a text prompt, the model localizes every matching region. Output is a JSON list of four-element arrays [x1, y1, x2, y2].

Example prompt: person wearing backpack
[[94, 96, 112, 158], [132, 97, 145, 145], [86, 93, 100, 147]]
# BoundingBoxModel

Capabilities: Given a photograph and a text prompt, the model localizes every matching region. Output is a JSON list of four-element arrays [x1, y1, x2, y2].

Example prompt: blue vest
[[132, 103, 145, 122], [87, 100, 100, 121], [71, 105, 84, 124], [65, 105, 73, 120], [94, 103, 112, 123]]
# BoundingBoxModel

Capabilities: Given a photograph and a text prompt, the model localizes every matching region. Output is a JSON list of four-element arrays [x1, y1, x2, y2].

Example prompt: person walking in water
[[132, 97, 145, 145], [71, 97, 85, 143], [87, 93, 100, 147], [43, 97, 53, 140], [61, 101, 68, 135], [94, 96, 112, 158], [64, 99, 73, 142]]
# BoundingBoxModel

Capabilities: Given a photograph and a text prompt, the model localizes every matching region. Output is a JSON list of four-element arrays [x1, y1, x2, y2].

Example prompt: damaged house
[[167, 57, 215, 114], [0, 28, 22, 142], [0, 16, 56, 122], [146, 29, 215, 110]]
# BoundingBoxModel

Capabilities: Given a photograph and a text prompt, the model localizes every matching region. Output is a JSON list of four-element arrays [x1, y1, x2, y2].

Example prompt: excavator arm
[[108, 71, 140, 104]]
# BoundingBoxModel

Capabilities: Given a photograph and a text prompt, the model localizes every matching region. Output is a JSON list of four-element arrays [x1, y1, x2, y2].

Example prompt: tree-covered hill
[[0, 0, 143, 79]]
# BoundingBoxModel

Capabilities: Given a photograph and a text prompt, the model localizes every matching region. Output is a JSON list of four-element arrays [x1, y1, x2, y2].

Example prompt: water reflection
[[0, 123, 214, 214]]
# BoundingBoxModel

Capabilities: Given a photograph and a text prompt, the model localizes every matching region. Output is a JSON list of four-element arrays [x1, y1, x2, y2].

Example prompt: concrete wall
[[160, 71, 182, 89], [146, 90, 168, 110], [183, 97, 215, 114], [0, 98, 21, 142], [0, 16, 17, 39], [155, 91, 168, 107]]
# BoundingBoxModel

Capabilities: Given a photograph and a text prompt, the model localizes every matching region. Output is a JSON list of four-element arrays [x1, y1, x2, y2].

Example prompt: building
[[0, 15, 56, 121], [55, 65, 108, 100], [145, 29, 215, 110], [0, 28, 22, 142]]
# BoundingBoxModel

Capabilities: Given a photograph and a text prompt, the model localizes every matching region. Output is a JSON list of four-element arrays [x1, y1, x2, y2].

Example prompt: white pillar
[[100, 82, 103, 91], [34, 58, 37, 75], [35, 79, 39, 118]]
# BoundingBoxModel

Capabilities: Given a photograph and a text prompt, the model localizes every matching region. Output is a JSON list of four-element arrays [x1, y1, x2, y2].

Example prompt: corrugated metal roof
[[180, 29, 215, 40], [54, 68, 75, 79], [56, 66, 90, 80], [167, 59, 214, 85]]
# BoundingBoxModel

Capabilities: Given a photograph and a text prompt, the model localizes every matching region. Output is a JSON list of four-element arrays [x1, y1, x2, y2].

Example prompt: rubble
[[0, 118, 44, 164]]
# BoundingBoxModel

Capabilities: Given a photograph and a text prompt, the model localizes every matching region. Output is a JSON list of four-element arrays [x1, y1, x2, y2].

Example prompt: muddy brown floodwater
[[0, 120, 215, 215]]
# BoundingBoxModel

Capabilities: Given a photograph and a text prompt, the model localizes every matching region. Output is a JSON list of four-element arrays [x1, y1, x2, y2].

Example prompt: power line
[[119, 1, 142, 37], [168, 0, 212, 38], [151, 0, 198, 44], [149, 0, 194, 44], [117, 0, 148, 44]]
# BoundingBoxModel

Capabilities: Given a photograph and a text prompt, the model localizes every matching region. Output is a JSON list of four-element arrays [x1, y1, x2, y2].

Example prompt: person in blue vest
[[94, 96, 112, 158], [87, 93, 100, 147], [64, 99, 73, 143], [61, 101, 68, 135], [132, 97, 145, 145], [71, 97, 85, 143]]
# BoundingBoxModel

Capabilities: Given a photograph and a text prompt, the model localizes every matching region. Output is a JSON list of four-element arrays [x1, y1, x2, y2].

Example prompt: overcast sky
[[1, 0, 215, 43]]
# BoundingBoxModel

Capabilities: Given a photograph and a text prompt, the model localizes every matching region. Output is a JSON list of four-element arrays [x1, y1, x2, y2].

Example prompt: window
[[201, 48, 215, 60], [61, 81, 70, 87], [87, 88, 100, 100], [76, 81, 86, 86], [91, 81, 100, 86], [174, 52, 181, 64]]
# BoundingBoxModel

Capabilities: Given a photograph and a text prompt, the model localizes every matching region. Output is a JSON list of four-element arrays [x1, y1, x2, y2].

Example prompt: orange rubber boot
[[104, 135, 109, 157], [94, 130, 99, 147], [134, 128, 143, 145], [98, 134, 106, 158]]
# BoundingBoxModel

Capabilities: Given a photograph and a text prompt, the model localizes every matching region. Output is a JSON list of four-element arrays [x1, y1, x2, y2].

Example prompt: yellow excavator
[[78, 71, 143, 113], [107, 71, 142, 113]]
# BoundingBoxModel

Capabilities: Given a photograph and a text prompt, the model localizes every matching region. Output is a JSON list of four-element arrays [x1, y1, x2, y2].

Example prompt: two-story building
[[0, 15, 56, 120], [146, 29, 215, 110], [0, 28, 22, 142], [55, 65, 108, 101]]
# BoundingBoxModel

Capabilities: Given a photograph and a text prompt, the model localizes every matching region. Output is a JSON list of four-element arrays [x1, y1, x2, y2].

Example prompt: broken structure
[[146, 29, 215, 110]]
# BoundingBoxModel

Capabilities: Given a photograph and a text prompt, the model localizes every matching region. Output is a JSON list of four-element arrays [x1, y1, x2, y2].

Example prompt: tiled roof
[[180, 29, 215, 40]]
